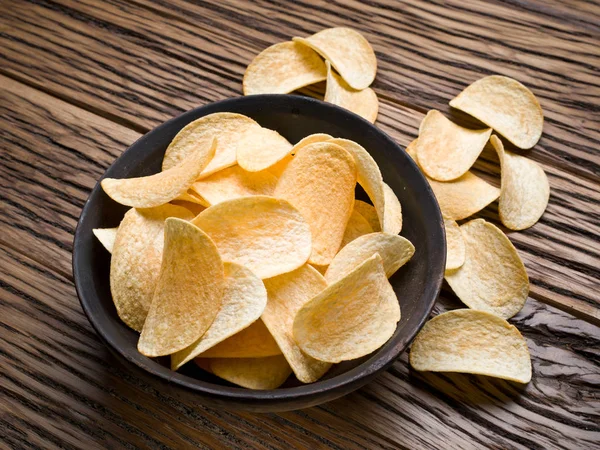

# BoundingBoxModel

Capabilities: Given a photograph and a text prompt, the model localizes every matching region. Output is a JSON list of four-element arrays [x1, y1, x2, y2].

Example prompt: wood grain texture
[[1, 0, 599, 448], [1, 0, 598, 318]]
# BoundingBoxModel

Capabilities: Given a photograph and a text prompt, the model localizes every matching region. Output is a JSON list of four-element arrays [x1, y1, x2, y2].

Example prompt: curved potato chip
[[206, 355, 292, 390], [170, 200, 205, 216], [382, 182, 403, 234], [191, 165, 278, 206], [274, 142, 356, 266], [174, 190, 209, 206], [490, 136, 549, 230], [262, 265, 331, 383], [353, 200, 381, 232], [327, 139, 385, 232], [191, 196, 312, 279], [340, 208, 373, 248], [110, 205, 193, 331], [243, 41, 327, 95], [294, 254, 400, 363], [138, 218, 224, 356], [445, 219, 529, 319], [93, 227, 118, 254], [171, 263, 267, 370], [450, 75, 543, 149], [101, 138, 216, 208], [325, 232, 414, 284], [324, 61, 378, 123], [410, 309, 531, 383], [267, 134, 334, 179], [236, 127, 293, 172], [293, 27, 376, 90], [199, 319, 281, 358], [444, 219, 465, 271], [417, 110, 491, 181], [163, 113, 259, 176]]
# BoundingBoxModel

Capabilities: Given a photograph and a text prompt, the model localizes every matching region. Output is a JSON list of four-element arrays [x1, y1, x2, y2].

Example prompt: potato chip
[[101, 137, 216, 208], [327, 139, 385, 232], [110, 205, 193, 331], [191, 165, 278, 206], [410, 309, 531, 383], [191, 196, 312, 278], [490, 135, 549, 230], [353, 200, 381, 232], [267, 133, 334, 178], [417, 110, 491, 181], [162, 113, 273, 176], [93, 227, 118, 254], [407, 141, 500, 221], [324, 61, 378, 123], [294, 254, 400, 363], [294, 27, 376, 90], [236, 126, 293, 172], [138, 218, 224, 357], [262, 265, 331, 383], [274, 142, 356, 266], [325, 232, 414, 284], [169, 200, 205, 216], [444, 219, 465, 271], [445, 219, 528, 319], [174, 190, 208, 206], [243, 41, 327, 95], [171, 262, 267, 370], [206, 355, 292, 390], [450, 75, 543, 149], [199, 319, 281, 358], [340, 208, 373, 248], [382, 182, 403, 234]]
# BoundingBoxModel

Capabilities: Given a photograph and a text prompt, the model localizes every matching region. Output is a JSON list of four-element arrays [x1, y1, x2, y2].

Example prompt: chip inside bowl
[[450, 75, 543, 150], [203, 355, 293, 390], [93, 227, 118, 254], [138, 218, 225, 357], [294, 254, 400, 363], [353, 200, 381, 232], [199, 319, 281, 359], [410, 309, 532, 383], [340, 208, 373, 249]]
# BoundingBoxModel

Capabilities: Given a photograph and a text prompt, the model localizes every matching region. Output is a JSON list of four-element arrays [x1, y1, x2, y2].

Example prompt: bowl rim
[[73, 94, 444, 405]]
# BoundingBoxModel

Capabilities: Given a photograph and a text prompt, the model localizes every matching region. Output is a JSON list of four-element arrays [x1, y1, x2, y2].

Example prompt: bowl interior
[[73, 95, 444, 406]]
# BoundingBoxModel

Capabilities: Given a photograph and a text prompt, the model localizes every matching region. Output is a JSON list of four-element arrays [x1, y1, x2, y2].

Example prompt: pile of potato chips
[[410, 75, 550, 384], [96, 113, 414, 389], [243, 27, 379, 123]]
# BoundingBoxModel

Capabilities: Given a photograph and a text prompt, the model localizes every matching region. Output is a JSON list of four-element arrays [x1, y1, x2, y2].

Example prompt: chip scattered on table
[[444, 219, 465, 271]]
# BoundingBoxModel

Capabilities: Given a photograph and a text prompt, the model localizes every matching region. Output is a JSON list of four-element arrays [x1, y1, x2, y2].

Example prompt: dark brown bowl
[[73, 95, 445, 412]]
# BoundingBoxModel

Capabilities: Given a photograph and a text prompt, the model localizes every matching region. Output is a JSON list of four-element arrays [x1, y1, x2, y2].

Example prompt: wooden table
[[1, 1, 599, 448]]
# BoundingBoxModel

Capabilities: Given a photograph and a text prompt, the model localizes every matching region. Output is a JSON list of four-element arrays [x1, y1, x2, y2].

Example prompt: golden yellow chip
[[243, 41, 327, 95], [490, 135, 549, 230], [410, 309, 531, 383], [324, 61, 378, 123], [138, 218, 224, 356], [93, 227, 118, 254], [325, 232, 414, 284], [274, 142, 356, 266], [294, 27, 376, 90], [206, 355, 292, 390], [327, 139, 385, 232], [199, 319, 281, 358], [444, 219, 465, 271], [235, 127, 293, 172], [174, 190, 209, 206], [170, 200, 205, 216], [340, 207, 373, 249], [191, 165, 278, 206], [262, 265, 331, 383], [382, 182, 403, 234], [101, 137, 216, 208], [171, 262, 267, 370], [110, 205, 193, 331], [450, 75, 543, 149], [445, 219, 529, 319], [353, 200, 381, 232], [417, 110, 491, 181], [192, 196, 312, 279], [294, 254, 400, 363]]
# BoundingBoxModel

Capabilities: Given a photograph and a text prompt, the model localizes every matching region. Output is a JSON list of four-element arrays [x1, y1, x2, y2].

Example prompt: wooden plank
[[1, 0, 598, 317], [2, 240, 599, 449]]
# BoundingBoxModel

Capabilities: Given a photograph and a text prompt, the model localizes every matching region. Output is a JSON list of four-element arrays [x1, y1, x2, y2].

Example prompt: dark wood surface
[[1, 1, 599, 448]]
